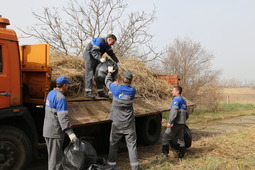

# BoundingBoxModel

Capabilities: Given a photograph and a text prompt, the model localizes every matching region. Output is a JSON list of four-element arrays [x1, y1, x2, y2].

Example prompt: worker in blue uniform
[[83, 34, 119, 98], [43, 76, 78, 170], [161, 86, 188, 159], [105, 67, 139, 170]]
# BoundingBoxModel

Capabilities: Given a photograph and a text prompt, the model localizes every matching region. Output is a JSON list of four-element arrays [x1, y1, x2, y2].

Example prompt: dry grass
[[140, 126, 255, 169], [221, 88, 255, 104], [223, 88, 255, 95], [117, 57, 173, 100], [112, 105, 255, 170], [50, 53, 85, 95]]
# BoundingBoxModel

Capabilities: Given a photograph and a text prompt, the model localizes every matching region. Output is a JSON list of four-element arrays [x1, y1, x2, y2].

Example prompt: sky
[[1, 0, 255, 84]]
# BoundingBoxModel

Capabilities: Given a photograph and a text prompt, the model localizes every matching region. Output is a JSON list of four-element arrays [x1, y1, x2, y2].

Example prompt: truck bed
[[67, 97, 170, 127]]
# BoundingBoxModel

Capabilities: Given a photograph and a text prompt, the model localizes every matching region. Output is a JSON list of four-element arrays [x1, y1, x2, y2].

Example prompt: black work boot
[[161, 145, 169, 158], [178, 147, 186, 159], [86, 91, 95, 98], [98, 91, 109, 98]]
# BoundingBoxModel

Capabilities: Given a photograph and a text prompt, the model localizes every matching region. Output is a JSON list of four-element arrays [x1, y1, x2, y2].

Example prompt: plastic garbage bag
[[170, 124, 192, 150], [62, 139, 98, 170], [87, 164, 121, 170], [87, 157, 120, 170], [95, 59, 118, 85]]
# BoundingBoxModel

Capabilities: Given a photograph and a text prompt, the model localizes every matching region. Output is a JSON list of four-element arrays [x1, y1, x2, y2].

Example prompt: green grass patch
[[187, 104, 255, 124], [221, 103, 255, 112]]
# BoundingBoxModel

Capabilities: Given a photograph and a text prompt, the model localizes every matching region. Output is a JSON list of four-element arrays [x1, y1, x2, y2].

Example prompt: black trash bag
[[87, 157, 120, 170], [169, 124, 192, 150], [87, 164, 121, 170], [62, 139, 98, 170], [94, 59, 118, 85]]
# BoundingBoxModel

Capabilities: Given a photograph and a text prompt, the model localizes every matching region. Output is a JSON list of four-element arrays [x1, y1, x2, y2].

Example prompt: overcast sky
[[1, 0, 255, 84]]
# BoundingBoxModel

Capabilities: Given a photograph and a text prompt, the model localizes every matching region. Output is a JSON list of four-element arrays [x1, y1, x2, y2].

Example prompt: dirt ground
[[28, 115, 255, 170]]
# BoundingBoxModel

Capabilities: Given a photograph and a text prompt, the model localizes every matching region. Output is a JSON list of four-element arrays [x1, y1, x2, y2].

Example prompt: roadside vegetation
[[152, 104, 255, 170]]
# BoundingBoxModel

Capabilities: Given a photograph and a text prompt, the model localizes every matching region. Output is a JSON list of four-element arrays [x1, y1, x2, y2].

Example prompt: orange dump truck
[[0, 16, 171, 169]]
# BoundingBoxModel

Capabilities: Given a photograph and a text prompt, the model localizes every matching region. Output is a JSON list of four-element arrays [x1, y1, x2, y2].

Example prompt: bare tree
[[161, 37, 222, 110], [19, 0, 161, 61]]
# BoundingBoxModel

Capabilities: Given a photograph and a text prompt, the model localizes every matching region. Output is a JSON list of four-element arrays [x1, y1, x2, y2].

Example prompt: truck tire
[[139, 114, 162, 145], [0, 126, 32, 170]]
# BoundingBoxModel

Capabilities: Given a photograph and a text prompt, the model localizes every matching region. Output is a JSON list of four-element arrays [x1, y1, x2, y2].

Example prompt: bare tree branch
[[18, 0, 160, 62], [160, 37, 222, 110]]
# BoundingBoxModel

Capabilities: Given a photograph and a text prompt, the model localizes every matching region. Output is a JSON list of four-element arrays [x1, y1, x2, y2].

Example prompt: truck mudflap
[[68, 98, 170, 127]]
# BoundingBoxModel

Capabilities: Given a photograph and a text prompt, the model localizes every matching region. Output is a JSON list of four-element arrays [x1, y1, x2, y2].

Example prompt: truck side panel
[[68, 99, 169, 127], [19, 44, 51, 104]]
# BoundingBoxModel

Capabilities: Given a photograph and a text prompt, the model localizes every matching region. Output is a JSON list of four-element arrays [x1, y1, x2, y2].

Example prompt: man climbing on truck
[[105, 67, 139, 170], [43, 76, 78, 170], [83, 34, 119, 98]]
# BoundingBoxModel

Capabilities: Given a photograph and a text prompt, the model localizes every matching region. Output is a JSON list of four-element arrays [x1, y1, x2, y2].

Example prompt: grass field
[[141, 104, 255, 170], [223, 88, 255, 94]]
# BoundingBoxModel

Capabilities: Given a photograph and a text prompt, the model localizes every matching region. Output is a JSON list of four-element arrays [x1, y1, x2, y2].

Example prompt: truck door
[[0, 42, 11, 108]]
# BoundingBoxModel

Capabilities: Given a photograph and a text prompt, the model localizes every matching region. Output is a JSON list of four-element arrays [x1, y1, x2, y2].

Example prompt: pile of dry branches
[[50, 53, 85, 95], [117, 57, 173, 99], [50, 54, 173, 101]]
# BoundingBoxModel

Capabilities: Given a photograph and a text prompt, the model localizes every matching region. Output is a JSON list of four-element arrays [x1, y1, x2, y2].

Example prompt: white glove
[[108, 66, 114, 73], [100, 57, 106, 63], [68, 133, 78, 143]]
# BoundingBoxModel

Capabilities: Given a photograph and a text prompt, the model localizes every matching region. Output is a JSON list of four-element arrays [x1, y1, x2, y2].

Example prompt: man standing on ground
[[43, 76, 78, 170], [161, 86, 188, 159], [83, 34, 119, 98], [105, 67, 139, 170]]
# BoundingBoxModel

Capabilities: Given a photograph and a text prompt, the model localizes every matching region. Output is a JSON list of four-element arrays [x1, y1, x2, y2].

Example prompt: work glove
[[100, 57, 106, 63], [108, 66, 114, 73], [68, 133, 78, 143]]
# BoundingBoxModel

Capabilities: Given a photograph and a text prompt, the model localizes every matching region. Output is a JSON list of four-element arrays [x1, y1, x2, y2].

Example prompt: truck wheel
[[139, 114, 162, 145], [0, 126, 32, 170]]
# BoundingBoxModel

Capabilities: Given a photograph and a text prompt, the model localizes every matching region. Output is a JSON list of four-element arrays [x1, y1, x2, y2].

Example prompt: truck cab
[[0, 16, 51, 170]]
